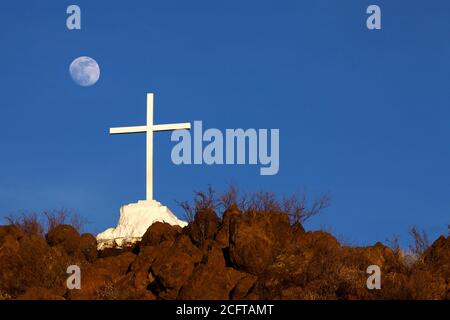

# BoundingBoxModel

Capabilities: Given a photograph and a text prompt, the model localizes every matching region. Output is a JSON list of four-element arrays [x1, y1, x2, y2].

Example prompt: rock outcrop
[[0, 210, 448, 300]]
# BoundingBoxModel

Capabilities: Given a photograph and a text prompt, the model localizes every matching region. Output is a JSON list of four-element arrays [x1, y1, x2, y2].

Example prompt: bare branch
[[409, 226, 430, 257]]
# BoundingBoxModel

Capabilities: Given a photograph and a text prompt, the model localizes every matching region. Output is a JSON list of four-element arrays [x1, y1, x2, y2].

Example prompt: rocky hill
[[0, 206, 448, 300]]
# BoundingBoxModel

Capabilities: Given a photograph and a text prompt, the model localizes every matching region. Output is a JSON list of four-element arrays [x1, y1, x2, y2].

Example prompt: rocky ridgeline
[[0, 206, 449, 300]]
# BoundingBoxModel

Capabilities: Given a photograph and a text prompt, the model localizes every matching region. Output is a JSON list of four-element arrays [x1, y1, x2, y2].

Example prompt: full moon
[[69, 56, 100, 87]]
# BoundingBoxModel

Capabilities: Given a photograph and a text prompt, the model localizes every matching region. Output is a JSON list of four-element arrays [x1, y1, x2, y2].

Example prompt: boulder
[[178, 264, 229, 300], [0, 225, 24, 243], [97, 273, 156, 300], [408, 269, 447, 300], [67, 267, 113, 300], [46, 225, 81, 255], [93, 252, 136, 279], [79, 233, 98, 262], [230, 273, 257, 300], [186, 208, 221, 247], [229, 211, 291, 274], [150, 235, 203, 299], [0, 234, 71, 297], [179, 246, 229, 299], [421, 236, 450, 279], [130, 243, 171, 292], [215, 205, 241, 248], [141, 222, 180, 247]]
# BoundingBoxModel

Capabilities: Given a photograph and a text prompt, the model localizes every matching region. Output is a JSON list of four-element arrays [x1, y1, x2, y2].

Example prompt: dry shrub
[[4, 209, 88, 235], [1, 209, 89, 297], [44, 209, 88, 233], [409, 226, 430, 257], [176, 185, 218, 223], [178, 184, 330, 224], [386, 234, 402, 254], [5, 212, 44, 236]]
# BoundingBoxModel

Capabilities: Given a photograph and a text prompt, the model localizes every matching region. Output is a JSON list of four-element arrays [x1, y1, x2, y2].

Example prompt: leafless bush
[[177, 185, 220, 222], [4, 209, 88, 235], [219, 184, 239, 209], [194, 185, 219, 211], [409, 226, 430, 257], [386, 234, 402, 254], [5, 212, 44, 236], [69, 212, 89, 233], [219, 184, 251, 210], [248, 191, 280, 212], [176, 200, 195, 223], [283, 193, 331, 224], [178, 185, 330, 224], [43, 209, 68, 233]]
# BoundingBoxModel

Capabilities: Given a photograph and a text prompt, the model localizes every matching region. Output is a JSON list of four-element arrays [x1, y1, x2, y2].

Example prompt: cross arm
[[153, 123, 191, 132], [109, 123, 191, 135], [110, 126, 147, 135]]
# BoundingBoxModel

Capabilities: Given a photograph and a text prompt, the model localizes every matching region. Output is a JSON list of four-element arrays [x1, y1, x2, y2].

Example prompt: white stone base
[[96, 200, 187, 250]]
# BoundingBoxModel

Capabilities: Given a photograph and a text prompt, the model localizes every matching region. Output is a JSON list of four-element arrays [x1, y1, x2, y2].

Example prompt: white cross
[[110, 93, 191, 201]]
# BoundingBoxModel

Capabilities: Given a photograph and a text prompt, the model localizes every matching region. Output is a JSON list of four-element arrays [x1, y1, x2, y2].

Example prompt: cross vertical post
[[146, 93, 154, 201]]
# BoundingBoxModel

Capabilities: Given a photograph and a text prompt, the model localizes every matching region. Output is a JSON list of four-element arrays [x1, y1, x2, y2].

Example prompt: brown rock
[[230, 273, 257, 300], [229, 211, 291, 274], [408, 269, 447, 300], [226, 267, 246, 288], [291, 222, 305, 236], [93, 252, 136, 279], [151, 235, 202, 299], [67, 267, 113, 300], [141, 222, 180, 247], [280, 286, 305, 300], [46, 225, 81, 255], [172, 235, 203, 263], [178, 264, 229, 299], [151, 252, 195, 299], [251, 231, 347, 299], [130, 244, 168, 291], [79, 233, 98, 262], [98, 245, 136, 259], [421, 236, 450, 279], [186, 208, 221, 246], [179, 246, 228, 299], [0, 234, 72, 297], [292, 230, 340, 253], [0, 234, 20, 254], [17, 287, 64, 300], [203, 245, 226, 269], [102, 273, 156, 300], [375, 272, 410, 299], [215, 205, 241, 248], [0, 225, 24, 243]]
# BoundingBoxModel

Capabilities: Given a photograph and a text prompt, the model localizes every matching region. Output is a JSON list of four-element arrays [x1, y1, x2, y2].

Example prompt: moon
[[69, 56, 100, 87]]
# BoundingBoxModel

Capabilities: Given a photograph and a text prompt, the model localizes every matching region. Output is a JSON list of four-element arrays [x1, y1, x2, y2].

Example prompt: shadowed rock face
[[229, 211, 292, 275], [0, 211, 448, 300]]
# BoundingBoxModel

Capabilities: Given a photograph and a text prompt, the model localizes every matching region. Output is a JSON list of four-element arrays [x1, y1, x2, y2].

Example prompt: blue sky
[[0, 0, 449, 246]]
